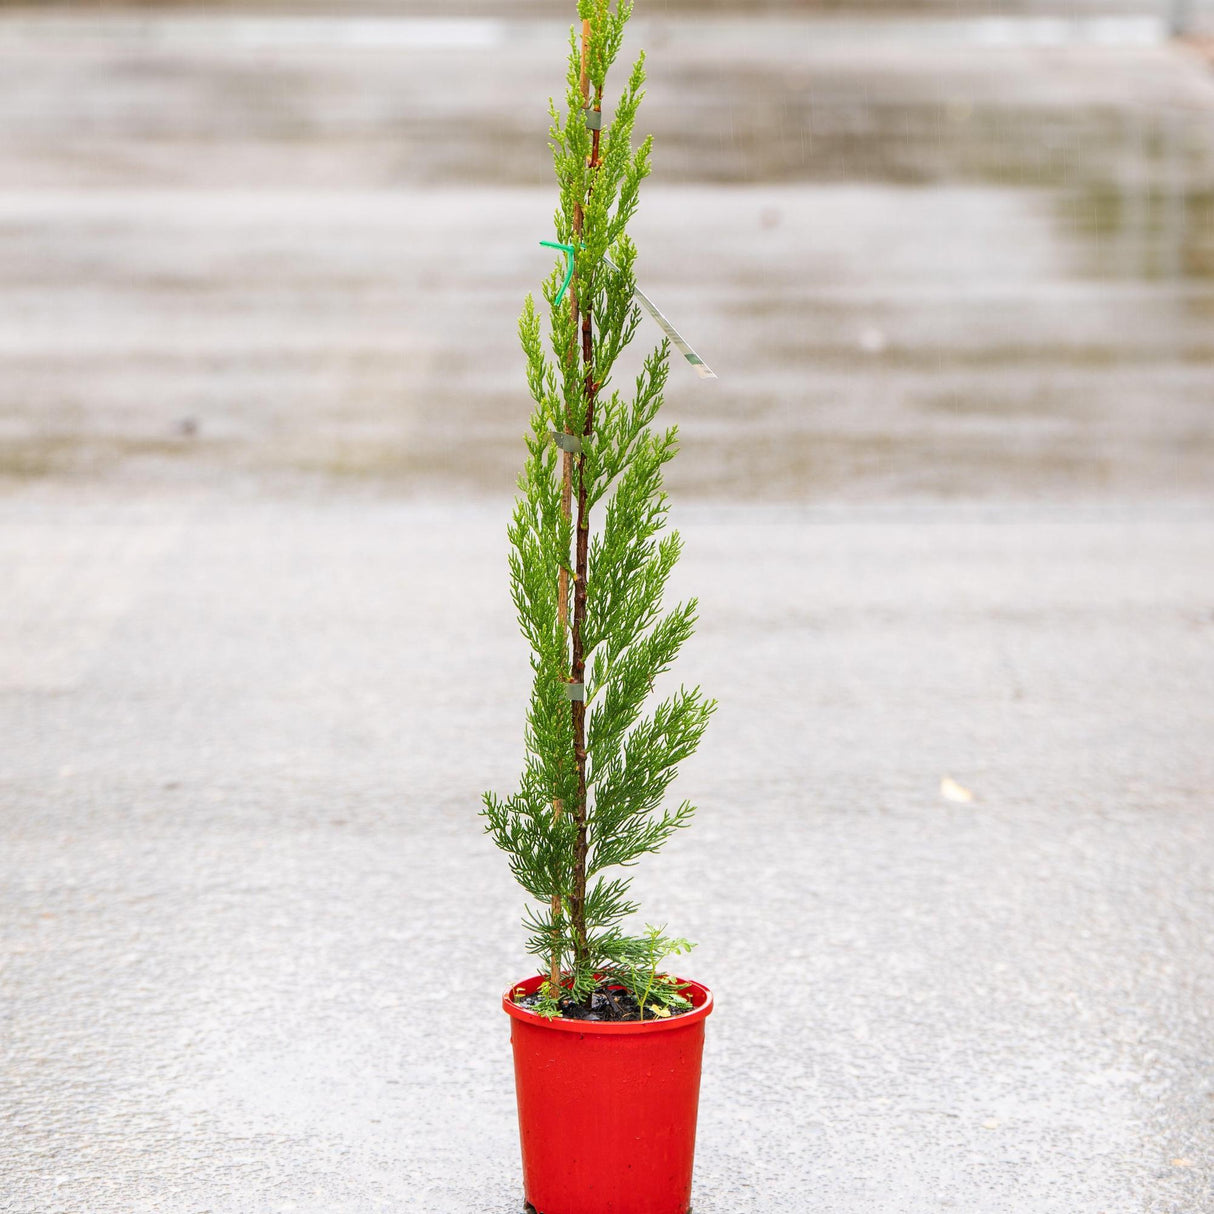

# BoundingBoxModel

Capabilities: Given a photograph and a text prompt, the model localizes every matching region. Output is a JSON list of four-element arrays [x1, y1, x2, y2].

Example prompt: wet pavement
[[1, 9, 1213, 1214], [1, 11, 1212, 500]]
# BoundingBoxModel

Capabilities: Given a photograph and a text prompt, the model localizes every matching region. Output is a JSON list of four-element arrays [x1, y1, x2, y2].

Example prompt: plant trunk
[[569, 78, 604, 979], [550, 17, 592, 996]]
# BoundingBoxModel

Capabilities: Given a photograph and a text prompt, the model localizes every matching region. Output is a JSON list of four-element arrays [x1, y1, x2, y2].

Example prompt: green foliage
[[533, 981, 564, 1021], [606, 924, 695, 1020], [482, 1, 714, 1006]]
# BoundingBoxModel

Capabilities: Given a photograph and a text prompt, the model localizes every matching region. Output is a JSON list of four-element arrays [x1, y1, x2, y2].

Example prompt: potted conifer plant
[[482, 4, 716, 1213]]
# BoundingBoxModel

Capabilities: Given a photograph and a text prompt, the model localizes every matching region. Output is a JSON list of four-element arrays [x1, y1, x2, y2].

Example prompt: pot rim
[[502, 972, 713, 1035]]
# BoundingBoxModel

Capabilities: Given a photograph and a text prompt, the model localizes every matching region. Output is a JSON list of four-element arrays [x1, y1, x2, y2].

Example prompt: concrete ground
[[1, 8, 1213, 1214], [2, 495, 1213, 1214]]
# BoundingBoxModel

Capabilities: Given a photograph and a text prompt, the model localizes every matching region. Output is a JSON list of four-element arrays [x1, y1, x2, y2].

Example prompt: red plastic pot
[[502, 973, 713, 1214]]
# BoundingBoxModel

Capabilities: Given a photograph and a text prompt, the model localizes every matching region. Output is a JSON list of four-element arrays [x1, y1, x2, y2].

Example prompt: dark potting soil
[[515, 980, 693, 1022]]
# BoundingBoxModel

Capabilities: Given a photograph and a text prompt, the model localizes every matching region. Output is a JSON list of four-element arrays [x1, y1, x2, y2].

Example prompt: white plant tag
[[604, 255, 717, 380]]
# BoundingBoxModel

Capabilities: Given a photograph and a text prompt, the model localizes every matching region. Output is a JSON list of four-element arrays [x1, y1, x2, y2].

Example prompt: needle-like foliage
[[482, 0, 715, 1009]]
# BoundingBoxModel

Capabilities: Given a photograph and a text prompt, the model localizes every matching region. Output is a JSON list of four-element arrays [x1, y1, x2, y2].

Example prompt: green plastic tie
[[539, 240, 576, 305]]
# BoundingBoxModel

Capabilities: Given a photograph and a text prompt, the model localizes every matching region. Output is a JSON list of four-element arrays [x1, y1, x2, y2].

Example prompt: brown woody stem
[[569, 80, 605, 978], [550, 16, 593, 997]]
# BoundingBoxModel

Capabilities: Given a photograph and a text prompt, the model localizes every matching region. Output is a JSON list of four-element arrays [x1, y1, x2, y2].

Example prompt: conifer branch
[[483, 0, 715, 1009]]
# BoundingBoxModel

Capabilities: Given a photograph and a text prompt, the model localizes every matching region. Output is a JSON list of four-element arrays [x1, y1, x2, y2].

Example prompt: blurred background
[[2, 0, 1212, 500], [3, 4, 1214, 1214]]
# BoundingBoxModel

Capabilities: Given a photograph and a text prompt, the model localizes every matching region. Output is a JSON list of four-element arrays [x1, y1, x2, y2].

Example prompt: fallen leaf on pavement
[[941, 776, 974, 803]]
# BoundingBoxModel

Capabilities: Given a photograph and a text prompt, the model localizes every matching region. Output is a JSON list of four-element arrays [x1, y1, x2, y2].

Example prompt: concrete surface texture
[[1, 7, 1213, 1214], [3, 496, 1213, 1214]]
